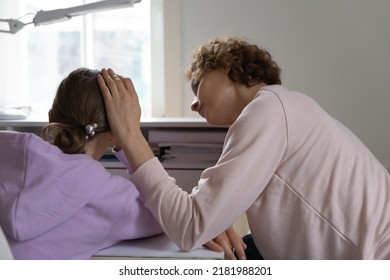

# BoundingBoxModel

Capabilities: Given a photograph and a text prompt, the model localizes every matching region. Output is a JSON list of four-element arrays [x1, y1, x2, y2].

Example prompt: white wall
[[176, 0, 390, 168]]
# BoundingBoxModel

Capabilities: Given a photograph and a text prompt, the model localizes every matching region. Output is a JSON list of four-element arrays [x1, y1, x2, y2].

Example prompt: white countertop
[[92, 233, 224, 260]]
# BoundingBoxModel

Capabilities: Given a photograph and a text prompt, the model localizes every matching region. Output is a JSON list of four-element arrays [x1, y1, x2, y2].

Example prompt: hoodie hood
[[0, 131, 109, 241]]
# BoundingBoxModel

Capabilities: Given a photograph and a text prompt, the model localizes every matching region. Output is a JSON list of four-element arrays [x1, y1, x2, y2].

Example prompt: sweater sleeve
[[106, 182, 163, 241], [130, 91, 288, 251], [104, 149, 163, 240], [113, 148, 133, 173], [90, 174, 163, 247]]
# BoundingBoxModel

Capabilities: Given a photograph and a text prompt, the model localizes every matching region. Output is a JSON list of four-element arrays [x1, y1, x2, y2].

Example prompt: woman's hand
[[204, 226, 247, 260], [98, 68, 154, 170], [97, 68, 141, 144]]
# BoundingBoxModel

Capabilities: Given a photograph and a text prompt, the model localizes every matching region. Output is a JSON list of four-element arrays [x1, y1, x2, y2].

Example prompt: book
[[159, 143, 222, 169]]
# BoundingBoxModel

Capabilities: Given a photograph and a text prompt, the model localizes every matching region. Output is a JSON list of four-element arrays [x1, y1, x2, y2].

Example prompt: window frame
[[0, 0, 182, 118]]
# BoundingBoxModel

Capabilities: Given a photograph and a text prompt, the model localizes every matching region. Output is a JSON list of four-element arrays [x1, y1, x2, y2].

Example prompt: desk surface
[[92, 234, 224, 260]]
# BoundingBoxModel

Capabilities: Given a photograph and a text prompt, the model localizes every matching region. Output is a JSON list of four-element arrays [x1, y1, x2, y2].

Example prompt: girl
[[0, 68, 163, 259]]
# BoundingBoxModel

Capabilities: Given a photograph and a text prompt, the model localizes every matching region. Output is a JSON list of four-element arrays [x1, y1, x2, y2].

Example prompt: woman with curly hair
[[98, 37, 390, 260]]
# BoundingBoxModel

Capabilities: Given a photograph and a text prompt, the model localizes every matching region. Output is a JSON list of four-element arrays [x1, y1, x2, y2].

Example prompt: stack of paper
[[148, 129, 226, 169]]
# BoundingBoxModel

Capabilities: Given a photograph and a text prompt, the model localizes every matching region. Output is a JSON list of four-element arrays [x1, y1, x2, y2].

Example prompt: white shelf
[[0, 115, 218, 128]]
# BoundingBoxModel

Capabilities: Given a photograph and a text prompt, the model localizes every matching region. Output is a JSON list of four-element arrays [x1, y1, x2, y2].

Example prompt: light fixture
[[0, 0, 141, 120], [0, 0, 141, 34]]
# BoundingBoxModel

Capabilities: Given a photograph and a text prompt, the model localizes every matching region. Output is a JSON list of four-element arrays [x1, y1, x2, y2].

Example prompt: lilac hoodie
[[0, 131, 162, 259]]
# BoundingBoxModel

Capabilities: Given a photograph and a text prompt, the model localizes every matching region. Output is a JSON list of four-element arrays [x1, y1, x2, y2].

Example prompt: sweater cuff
[[112, 148, 133, 173], [130, 157, 172, 199]]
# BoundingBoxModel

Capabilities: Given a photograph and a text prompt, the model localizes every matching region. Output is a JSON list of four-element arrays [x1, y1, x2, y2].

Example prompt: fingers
[[205, 228, 251, 260], [99, 68, 136, 97], [203, 240, 224, 252], [107, 68, 133, 92], [211, 233, 238, 260], [226, 227, 247, 260], [232, 240, 247, 260], [107, 68, 124, 87], [120, 74, 136, 92], [97, 73, 112, 103], [224, 247, 238, 260], [100, 68, 122, 95]]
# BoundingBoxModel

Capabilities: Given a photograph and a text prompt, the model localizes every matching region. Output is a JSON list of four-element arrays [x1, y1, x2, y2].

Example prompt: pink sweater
[[130, 85, 390, 259], [0, 131, 162, 259]]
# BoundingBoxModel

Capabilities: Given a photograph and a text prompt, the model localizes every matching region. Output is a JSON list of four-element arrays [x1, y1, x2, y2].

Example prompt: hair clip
[[85, 123, 98, 138]]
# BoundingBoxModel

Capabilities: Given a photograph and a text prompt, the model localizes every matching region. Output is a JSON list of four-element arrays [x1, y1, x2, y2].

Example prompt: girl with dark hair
[[0, 68, 163, 259]]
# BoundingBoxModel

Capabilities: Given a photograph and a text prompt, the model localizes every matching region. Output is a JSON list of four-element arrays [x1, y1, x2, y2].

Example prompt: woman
[[0, 68, 163, 259], [98, 37, 390, 259]]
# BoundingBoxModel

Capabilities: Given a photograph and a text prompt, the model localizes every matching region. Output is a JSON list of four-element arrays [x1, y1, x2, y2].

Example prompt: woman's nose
[[191, 97, 199, 112]]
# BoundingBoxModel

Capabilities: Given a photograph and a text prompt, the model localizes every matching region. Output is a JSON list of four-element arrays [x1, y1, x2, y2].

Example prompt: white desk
[[92, 234, 224, 260]]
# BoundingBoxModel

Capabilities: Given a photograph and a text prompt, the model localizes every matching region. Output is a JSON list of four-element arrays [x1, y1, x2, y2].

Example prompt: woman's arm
[[97, 68, 287, 252]]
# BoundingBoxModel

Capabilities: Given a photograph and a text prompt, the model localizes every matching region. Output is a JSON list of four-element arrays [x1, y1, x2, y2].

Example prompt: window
[[0, 0, 155, 117]]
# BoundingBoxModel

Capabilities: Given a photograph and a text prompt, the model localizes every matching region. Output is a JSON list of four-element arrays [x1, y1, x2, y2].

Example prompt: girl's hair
[[185, 36, 282, 86], [41, 67, 110, 154]]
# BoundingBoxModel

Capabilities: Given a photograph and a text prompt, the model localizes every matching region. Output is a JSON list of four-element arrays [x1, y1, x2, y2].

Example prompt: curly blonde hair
[[185, 36, 281, 86]]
